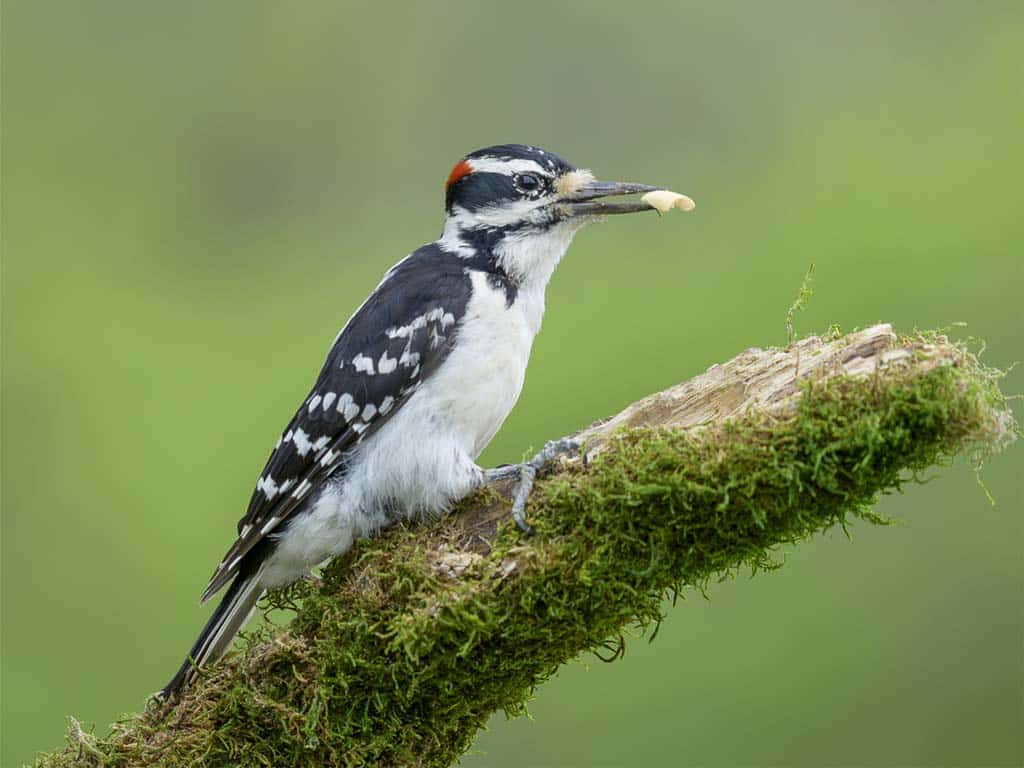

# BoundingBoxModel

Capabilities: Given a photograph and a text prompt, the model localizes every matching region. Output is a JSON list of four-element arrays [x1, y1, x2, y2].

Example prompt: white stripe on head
[[466, 157, 550, 177]]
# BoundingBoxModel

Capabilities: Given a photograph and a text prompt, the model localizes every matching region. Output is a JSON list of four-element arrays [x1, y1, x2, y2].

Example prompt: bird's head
[[440, 144, 669, 286]]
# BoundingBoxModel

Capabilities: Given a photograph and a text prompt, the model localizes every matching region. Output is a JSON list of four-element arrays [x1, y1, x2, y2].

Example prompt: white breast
[[431, 269, 537, 456]]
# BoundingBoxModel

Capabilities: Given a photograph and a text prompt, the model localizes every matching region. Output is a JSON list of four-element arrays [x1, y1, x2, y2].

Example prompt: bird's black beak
[[559, 180, 665, 216]]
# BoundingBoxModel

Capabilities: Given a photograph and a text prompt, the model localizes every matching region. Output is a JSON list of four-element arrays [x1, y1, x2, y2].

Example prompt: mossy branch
[[38, 325, 1016, 768]]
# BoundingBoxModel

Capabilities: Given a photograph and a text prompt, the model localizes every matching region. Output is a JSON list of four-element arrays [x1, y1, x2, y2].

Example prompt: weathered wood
[[582, 324, 915, 450]]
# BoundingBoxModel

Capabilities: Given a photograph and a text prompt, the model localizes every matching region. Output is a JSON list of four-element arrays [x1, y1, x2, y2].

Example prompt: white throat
[[498, 221, 582, 337], [493, 221, 581, 289], [438, 212, 588, 336]]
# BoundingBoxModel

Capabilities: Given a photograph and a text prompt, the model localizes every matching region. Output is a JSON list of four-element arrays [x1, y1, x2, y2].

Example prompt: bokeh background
[[3, 2, 1022, 765]]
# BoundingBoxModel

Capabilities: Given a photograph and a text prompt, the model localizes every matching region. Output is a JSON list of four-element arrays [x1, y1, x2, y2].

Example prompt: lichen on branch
[[38, 325, 1016, 768]]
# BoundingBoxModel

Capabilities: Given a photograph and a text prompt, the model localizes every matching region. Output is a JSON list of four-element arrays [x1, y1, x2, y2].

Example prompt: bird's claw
[[510, 463, 537, 535], [484, 438, 582, 535]]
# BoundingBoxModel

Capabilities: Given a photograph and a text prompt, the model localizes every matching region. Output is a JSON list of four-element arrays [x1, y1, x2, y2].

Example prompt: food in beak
[[641, 190, 696, 215]]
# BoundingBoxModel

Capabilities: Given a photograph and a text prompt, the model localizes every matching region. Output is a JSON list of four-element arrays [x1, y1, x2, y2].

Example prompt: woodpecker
[[161, 144, 680, 696]]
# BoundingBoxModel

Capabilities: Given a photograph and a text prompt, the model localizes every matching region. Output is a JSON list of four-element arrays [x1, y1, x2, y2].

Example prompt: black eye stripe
[[448, 172, 516, 212]]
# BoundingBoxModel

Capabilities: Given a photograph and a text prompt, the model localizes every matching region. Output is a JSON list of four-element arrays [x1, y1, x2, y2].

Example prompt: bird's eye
[[516, 173, 542, 192]]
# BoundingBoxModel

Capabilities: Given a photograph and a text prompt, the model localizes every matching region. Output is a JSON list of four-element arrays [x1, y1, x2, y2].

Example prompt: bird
[[161, 143, 678, 697]]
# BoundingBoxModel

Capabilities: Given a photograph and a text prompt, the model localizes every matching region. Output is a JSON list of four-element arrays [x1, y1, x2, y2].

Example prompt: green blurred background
[[2, 2, 1022, 765]]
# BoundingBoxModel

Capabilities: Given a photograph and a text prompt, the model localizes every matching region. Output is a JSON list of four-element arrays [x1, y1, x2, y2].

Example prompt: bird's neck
[[438, 217, 580, 293]]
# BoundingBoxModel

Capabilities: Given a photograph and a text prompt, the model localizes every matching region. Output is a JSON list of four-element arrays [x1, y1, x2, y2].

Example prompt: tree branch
[[37, 325, 1016, 768]]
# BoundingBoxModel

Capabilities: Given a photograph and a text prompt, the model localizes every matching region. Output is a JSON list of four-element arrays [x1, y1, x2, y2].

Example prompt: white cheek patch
[[469, 198, 548, 228], [555, 169, 596, 196]]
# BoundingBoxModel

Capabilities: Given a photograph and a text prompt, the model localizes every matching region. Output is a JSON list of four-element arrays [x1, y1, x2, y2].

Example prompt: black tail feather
[[160, 570, 264, 698]]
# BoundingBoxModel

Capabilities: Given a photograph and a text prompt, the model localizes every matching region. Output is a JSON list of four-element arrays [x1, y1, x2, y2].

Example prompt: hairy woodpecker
[[161, 144, 679, 696]]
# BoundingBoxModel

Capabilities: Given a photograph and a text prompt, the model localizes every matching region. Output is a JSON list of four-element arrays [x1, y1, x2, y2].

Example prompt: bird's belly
[[428, 277, 534, 458]]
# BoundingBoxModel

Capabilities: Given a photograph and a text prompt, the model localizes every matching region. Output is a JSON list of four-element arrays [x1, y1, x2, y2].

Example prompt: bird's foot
[[483, 438, 582, 535]]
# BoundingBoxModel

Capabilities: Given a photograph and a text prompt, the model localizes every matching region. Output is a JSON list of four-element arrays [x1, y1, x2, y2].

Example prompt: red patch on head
[[446, 159, 473, 189]]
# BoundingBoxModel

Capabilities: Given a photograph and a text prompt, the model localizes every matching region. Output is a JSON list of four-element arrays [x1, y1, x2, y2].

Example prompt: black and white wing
[[201, 245, 471, 602]]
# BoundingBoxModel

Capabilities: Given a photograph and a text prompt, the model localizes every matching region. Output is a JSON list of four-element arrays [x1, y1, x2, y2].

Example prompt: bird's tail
[[161, 569, 265, 698]]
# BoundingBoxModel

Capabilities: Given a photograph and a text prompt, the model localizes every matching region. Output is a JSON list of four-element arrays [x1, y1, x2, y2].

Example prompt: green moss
[[36, 336, 1015, 768], [785, 262, 815, 344]]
